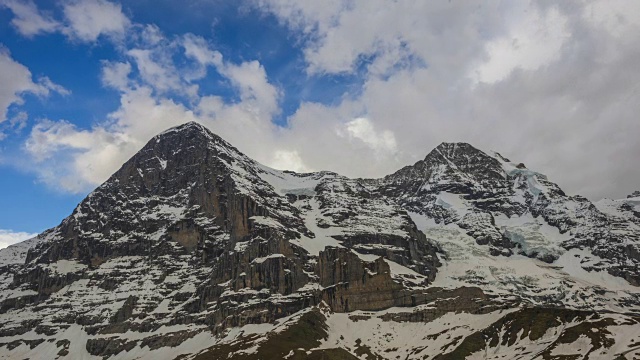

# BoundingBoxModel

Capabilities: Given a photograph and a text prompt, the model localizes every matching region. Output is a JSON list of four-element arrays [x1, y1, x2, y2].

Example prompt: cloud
[[100, 61, 131, 91], [0, 229, 38, 249], [269, 150, 311, 173], [0, 0, 61, 37], [10, 111, 28, 131], [337, 117, 397, 155], [127, 48, 183, 93], [253, 0, 346, 36], [0, 111, 27, 141], [253, 0, 505, 77], [2, 0, 130, 43], [62, 0, 130, 42], [471, 5, 571, 84], [182, 33, 223, 68], [0, 48, 68, 123], [219, 60, 281, 116], [120, 28, 208, 97], [37, 76, 71, 96], [181, 34, 280, 115]]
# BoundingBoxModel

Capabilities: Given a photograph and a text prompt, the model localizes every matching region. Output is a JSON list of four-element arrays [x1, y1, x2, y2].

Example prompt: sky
[[0, 0, 639, 248]]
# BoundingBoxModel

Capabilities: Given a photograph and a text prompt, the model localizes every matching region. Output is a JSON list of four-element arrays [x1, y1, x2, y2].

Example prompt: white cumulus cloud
[[0, 48, 68, 123], [0, 0, 60, 37], [2, 0, 131, 43], [62, 0, 130, 42], [338, 117, 397, 155]]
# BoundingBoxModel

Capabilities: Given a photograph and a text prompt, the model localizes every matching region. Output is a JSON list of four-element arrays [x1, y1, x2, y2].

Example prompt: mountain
[[1, 122, 639, 359]]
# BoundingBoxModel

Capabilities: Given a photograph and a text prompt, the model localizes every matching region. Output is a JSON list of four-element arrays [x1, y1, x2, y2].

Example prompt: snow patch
[[293, 198, 343, 256], [555, 248, 635, 291], [252, 253, 285, 264], [256, 164, 332, 196], [0, 235, 45, 266], [43, 259, 87, 274]]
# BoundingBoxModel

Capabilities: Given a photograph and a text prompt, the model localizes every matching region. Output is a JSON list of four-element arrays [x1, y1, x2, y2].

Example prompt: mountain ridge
[[1, 121, 639, 359]]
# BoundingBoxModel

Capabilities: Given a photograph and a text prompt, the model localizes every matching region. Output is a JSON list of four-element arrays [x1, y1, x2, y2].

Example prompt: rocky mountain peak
[[424, 142, 505, 181], [150, 121, 245, 164], [429, 141, 486, 159], [155, 121, 223, 146], [382, 142, 507, 199], [23, 121, 305, 270], [158, 120, 209, 134]]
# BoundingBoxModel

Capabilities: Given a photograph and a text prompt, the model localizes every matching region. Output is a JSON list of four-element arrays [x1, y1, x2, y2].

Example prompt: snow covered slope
[[0, 123, 638, 359]]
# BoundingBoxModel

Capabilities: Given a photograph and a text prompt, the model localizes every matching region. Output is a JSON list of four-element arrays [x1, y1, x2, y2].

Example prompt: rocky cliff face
[[1, 122, 639, 359]]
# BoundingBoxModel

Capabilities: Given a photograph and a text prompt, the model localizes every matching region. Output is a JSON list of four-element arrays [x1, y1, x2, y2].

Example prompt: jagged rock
[[110, 295, 138, 324], [86, 337, 136, 357], [317, 247, 406, 312]]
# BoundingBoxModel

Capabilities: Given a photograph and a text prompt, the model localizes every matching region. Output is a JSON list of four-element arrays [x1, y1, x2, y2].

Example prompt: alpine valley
[[1, 122, 639, 360]]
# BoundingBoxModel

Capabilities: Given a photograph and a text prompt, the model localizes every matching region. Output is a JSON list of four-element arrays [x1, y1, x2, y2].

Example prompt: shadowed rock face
[[1, 122, 639, 359], [317, 247, 405, 312], [25, 123, 304, 267]]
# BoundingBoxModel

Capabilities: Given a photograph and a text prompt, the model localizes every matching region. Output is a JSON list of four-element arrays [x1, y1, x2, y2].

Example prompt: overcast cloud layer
[[1, 0, 640, 204]]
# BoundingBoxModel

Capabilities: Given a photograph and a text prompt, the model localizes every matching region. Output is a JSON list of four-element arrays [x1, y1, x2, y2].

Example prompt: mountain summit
[[1, 123, 639, 359]]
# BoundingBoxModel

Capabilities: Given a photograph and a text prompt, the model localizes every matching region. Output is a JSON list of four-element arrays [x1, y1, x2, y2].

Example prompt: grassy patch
[[193, 308, 337, 359], [434, 307, 594, 360]]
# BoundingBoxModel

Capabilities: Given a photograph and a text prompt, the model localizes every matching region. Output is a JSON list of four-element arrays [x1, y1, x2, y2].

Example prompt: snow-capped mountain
[[1, 122, 639, 359]]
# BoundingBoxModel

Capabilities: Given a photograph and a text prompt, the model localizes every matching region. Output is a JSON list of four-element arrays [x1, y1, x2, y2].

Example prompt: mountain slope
[[0, 122, 638, 359]]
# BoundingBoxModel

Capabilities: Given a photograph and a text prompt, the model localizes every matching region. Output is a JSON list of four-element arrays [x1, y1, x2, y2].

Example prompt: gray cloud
[[254, 0, 640, 199]]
